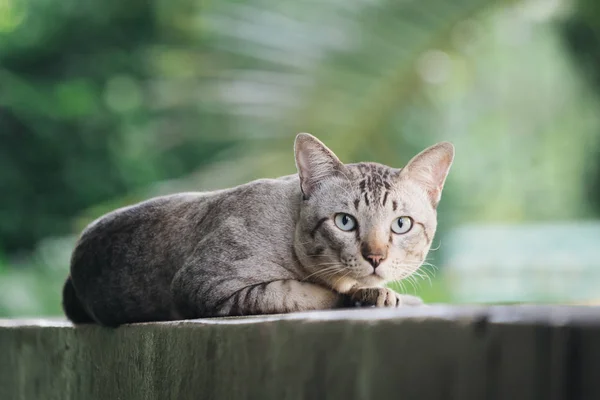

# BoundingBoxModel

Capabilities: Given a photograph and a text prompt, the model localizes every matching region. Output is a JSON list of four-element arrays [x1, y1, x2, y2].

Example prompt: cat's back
[[196, 174, 302, 246], [211, 174, 300, 218], [79, 191, 209, 240], [78, 173, 301, 247]]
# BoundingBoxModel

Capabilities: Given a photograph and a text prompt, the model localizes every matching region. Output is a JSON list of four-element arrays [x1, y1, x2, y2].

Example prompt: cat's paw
[[396, 294, 425, 306], [349, 287, 424, 307]]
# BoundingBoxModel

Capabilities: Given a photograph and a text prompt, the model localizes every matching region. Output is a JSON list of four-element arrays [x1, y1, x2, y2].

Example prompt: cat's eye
[[391, 216, 413, 234], [334, 213, 357, 232]]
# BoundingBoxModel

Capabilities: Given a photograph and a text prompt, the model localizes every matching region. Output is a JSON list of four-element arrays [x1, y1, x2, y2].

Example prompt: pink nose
[[364, 254, 385, 268]]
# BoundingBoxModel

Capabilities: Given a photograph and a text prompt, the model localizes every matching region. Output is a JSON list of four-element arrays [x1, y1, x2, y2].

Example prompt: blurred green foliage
[[0, 0, 234, 252], [2, 0, 600, 316], [561, 0, 600, 213]]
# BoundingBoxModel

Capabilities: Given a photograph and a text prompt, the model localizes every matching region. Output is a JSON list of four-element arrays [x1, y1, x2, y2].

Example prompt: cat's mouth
[[358, 270, 386, 286]]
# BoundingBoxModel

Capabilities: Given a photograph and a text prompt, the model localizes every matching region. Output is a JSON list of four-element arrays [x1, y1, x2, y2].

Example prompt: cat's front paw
[[350, 287, 424, 308], [396, 294, 425, 306]]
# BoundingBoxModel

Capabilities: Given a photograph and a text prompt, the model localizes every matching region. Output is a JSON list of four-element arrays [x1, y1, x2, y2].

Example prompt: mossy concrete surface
[[2, 305, 600, 400]]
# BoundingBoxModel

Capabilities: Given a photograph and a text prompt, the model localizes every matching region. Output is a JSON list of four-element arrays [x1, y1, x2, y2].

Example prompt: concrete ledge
[[2, 305, 600, 400]]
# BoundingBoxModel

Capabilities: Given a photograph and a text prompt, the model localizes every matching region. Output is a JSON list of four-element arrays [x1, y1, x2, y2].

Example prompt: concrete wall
[[2, 305, 600, 400]]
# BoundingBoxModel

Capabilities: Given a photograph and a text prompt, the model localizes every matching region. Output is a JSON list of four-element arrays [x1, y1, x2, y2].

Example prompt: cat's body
[[63, 134, 454, 326], [64, 175, 323, 326]]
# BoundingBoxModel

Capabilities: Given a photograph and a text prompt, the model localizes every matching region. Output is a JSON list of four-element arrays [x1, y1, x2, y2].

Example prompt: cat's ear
[[399, 142, 454, 208], [294, 133, 345, 199]]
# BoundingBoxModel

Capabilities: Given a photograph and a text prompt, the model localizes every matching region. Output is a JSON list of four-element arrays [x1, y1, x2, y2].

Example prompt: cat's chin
[[356, 274, 387, 288], [326, 273, 384, 294]]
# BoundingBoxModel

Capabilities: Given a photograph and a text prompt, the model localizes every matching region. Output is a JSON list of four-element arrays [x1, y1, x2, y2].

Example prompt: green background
[[2, 0, 600, 317]]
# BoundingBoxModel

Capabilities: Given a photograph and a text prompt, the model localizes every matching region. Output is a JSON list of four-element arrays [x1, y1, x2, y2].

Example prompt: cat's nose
[[363, 253, 386, 268], [361, 239, 388, 268]]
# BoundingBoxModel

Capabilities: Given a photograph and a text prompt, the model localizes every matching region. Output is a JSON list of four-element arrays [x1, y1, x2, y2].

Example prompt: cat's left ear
[[399, 142, 454, 208], [294, 133, 346, 199]]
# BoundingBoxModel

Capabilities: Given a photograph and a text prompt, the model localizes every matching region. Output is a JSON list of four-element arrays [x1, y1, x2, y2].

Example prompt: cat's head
[[293, 133, 454, 293]]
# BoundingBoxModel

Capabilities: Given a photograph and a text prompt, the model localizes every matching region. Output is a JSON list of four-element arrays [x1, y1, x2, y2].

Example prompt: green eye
[[334, 213, 357, 232], [391, 216, 413, 234]]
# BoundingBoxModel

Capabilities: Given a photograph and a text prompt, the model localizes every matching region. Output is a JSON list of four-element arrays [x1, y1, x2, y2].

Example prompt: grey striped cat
[[62, 133, 454, 326]]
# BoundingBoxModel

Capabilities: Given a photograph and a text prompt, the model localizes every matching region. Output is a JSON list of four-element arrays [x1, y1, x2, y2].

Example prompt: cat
[[62, 133, 454, 326]]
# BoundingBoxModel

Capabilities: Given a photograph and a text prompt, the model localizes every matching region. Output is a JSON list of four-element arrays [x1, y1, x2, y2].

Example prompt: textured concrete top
[[3, 304, 600, 327], [2, 305, 600, 400]]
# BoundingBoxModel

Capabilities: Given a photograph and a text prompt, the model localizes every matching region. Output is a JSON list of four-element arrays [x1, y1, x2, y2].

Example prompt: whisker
[[405, 276, 417, 294], [415, 271, 433, 287], [420, 265, 437, 279], [410, 275, 421, 294], [332, 270, 353, 289], [302, 265, 343, 281], [393, 278, 407, 295], [428, 240, 442, 252]]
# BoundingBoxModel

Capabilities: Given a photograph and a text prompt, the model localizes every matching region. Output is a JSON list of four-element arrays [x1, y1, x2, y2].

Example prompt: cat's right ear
[[294, 133, 345, 199]]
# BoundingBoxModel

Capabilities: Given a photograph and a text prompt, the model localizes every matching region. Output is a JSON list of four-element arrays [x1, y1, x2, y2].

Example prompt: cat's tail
[[62, 276, 95, 324]]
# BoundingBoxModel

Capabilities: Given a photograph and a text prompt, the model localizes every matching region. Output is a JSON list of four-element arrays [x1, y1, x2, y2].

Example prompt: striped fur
[[63, 133, 453, 326]]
